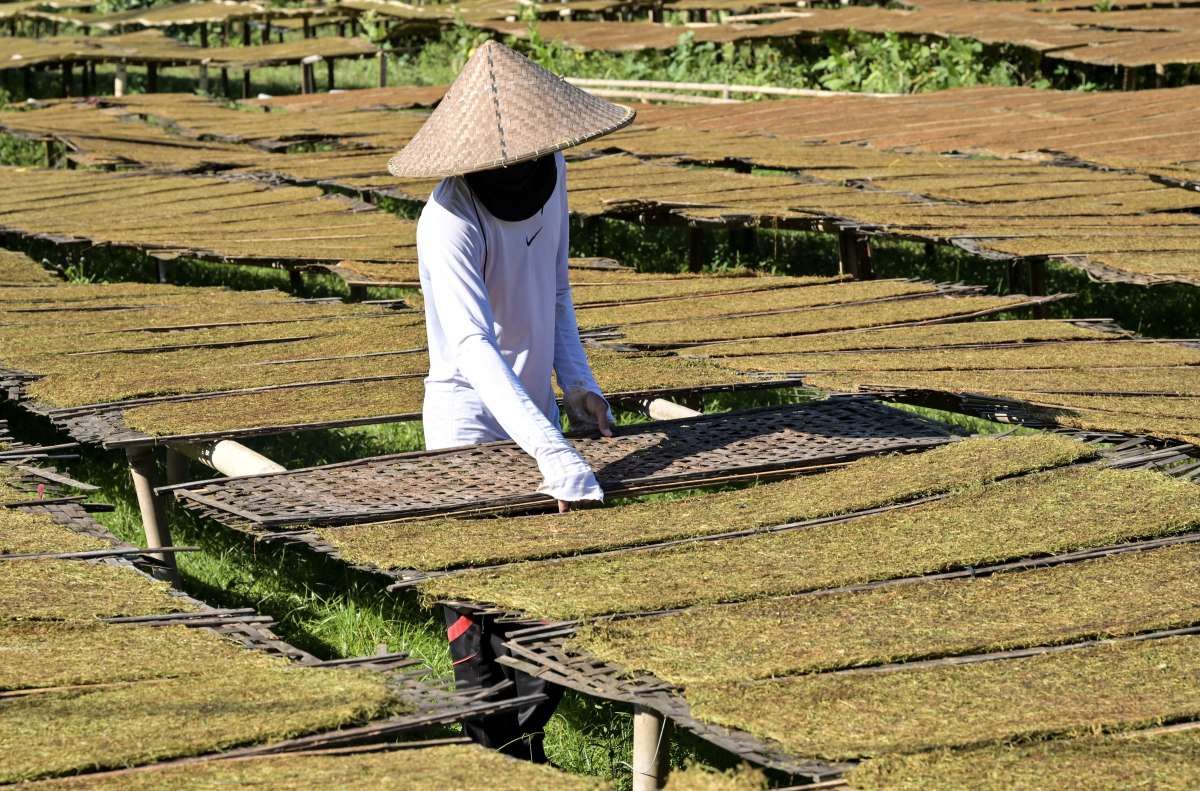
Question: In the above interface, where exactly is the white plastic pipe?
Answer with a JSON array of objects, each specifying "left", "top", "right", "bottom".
[
  {"left": 643, "top": 398, "right": 703, "bottom": 421},
  {"left": 171, "top": 440, "right": 286, "bottom": 477}
]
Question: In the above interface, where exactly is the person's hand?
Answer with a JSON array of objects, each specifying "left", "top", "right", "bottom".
[{"left": 583, "top": 391, "right": 613, "bottom": 437}]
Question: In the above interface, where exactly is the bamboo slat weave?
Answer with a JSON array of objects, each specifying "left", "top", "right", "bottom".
[{"left": 167, "top": 397, "right": 954, "bottom": 527}]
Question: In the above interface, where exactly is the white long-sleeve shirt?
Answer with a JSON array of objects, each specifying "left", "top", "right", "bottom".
[{"left": 417, "top": 152, "right": 606, "bottom": 502}]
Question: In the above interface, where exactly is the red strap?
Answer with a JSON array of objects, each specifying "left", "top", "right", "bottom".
[
  {"left": 446, "top": 614, "right": 474, "bottom": 643},
  {"left": 452, "top": 653, "right": 478, "bottom": 666}
]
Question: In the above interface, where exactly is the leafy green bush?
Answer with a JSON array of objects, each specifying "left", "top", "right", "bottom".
[
  {"left": 812, "top": 31, "right": 1020, "bottom": 93},
  {"left": 390, "top": 24, "right": 1039, "bottom": 94}
]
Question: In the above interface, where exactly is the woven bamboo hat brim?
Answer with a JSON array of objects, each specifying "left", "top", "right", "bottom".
[{"left": 387, "top": 40, "right": 635, "bottom": 179}]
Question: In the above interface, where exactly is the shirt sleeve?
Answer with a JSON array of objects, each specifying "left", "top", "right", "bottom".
[{"left": 418, "top": 202, "right": 604, "bottom": 503}]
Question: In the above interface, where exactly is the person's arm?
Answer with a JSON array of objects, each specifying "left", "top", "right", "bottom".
[
  {"left": 419, "top": 210, "right": 603, "bottom": 503},
  {"left": 552, "top": 160, "right": 613, "bottom": 438}
]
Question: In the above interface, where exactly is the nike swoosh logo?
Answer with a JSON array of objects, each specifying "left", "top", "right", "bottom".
[{"left": 525, "top": 227, "right": 543, "bottom": 247}]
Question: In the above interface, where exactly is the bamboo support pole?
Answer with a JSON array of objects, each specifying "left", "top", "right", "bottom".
[
  {"left": 1121, "top": 65, "right": 1136, "bottom": 91},
  {"left": 1030, "top": 258, "right": 1048, "bottom": 319},
  {"left": 326, "top": 58, "right": 335, "bottom": 90},
  {"left": 378, "top": 49, "right": 388, "bottom": 87},
  {"left": 125, "top": 446, "right": 179, "bottom": 583},
  {"left": 241, "top": 26, "right": 252, "bottom": 93},
  {"left": 198, "top": 61, "right": 209, "bottom": 94},
  {"left": 687, "top": 226, "right": 703, "bottom": 273},
  {"left": 61, "top": 61, "right": 72, "bottom": 98},
  {"left": 146, "top": 62, "right": 157, "bottom": 93},
  {"left": 301, "top": 55, "right": 321, "bottom": 94},
  {"left": 632, "top": 705, "right": 671, "bottom": 791},
  {"left": 113, "top": 62, "right": 127, "bottom": 97},
  {"left": 838, "top": 228, "right": 873, "bottom": 280},
  {"left": 165, "top": 446, "right": 189, "bottom": 486},
  {"left": 261, "top": 16, "right": 270, "bottom": 44},
  {"left": 565, "top": 76, "right": 899, "bottom": 99},
  {"left": 220, "top": 21, "right": 229, "bottom": 96}
]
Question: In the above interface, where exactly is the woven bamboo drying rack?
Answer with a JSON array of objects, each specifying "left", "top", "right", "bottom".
[
  {"left": 29, "top": 376, "right": 802, "bottom": 449},
  {"left": 163, "top": 397, "right": 957, "bottom": 528},
  {"left": 0, "top": 440, "right": 544, "bottom": 750},
  {"left": 5, "top": 91, "right": 1199, "bottom": 287},
  {"left": 486, "top": 435, "right": 1200, "bottom": 779}
]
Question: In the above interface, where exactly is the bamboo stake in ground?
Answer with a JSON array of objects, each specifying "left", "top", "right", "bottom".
[
  {"left": 632, "top": 705, "right": 672, "bottom": 791},
  {"left": 124, "top": 446, "right": 178, "bottom": 584}
]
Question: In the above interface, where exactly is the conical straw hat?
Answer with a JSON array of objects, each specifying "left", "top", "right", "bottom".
[{"left": 387, "top": 40, "right": 635, "bottom": 179}]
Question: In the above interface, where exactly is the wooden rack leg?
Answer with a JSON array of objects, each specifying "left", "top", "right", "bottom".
[
  {"left": 632, "top": 705, "right": 671, "bottom": 791},
  {"left": 1030, "top": 258, "right": 1048, "bottom": 319},
  {"left": 838, "top": 228, "right": 873, "bottom": 280},
  {"left": 165, "top": 446, "right": 189, "bottom": 486},
  {"left": 126, "top": 446, "right": 179, "bottom": 583},
  {"left": 378, "top": 49, "right": 388, "bottom": 87},
  {"left": 220, "top": 21, "right": 230, "bottom": 97},
  {"left": 687, "top": 226, "right": 703, "bottom": 273},
  {"left": 114, "top": 63, "right": 127, "bottom": 97}
]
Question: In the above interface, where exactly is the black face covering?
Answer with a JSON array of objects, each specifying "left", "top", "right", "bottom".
[{"left": 464, "top": 155, "right": 557, "bottom": 222}]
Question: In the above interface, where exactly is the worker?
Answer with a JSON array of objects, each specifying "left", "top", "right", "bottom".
[{"left": 386, "top": 40, "right": 635, "bottom": 763}]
